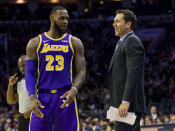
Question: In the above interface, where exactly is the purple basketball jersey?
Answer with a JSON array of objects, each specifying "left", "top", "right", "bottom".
[
  {"left": 36, "top": 32, "right": 74, "bottom": 90},
  {"left": 29, "top": 33, "right": 79, "bottom": 131}
]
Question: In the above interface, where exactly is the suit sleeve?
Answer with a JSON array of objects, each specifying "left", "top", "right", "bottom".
[{"left": 123, "top": 37, "right": 145, "bottom": 103}]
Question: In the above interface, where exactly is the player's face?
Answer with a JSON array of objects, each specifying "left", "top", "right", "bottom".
[
  {"left": 52, "top": 10, "right": 69, "bottom": 34},
  {"left": 18, "top": 58, "right": 25, "bottom": 76},
  {"left": 113, "top": 13, "right": 129, "bottom": 37}
]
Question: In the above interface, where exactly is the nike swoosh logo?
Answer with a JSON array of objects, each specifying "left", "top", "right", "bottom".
[
  {"left": 62, "top": 40, "right": 68, "bottom": 42},
  {"left": 43, "top": 40, "right": 50, "bottom": 43}
]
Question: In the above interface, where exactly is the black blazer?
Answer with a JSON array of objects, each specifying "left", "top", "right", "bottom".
[{"left": 108, "top": 32, "right": 146, "bottom": 113}]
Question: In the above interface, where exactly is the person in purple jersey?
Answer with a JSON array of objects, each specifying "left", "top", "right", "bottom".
[{"left": 25, "top": 6, "right": 86, "bottom": 131}]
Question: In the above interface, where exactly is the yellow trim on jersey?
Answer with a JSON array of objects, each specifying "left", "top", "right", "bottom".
[
  {"left": 35, "top": 89, "right": 39, "bottom": 97},
  {"left": 70, "top": 56, "right": 74, "bottom": 83},
  {"left": 69, "top": 35, "right": 74, "bottom": 84},
  {"left": 29, "top": 35, "right": 42, "bottom": 131},
  {"left": 35, "top": 35, "right": 42, "bottom": 91},
  {"left": 44, "top": 32, "right": 67, "bottom": 41},
  {"left": 69, "top": 35, "right": 79, "bottom": 130},
  {"left": 69, "top": 35, "right": 74, "bottom": 54},
  {"left": 28, "top": 112, "right": 33, "bottom": 131},
  {"left": 74, "top": 98, "right": 80, "bottom": 131}
]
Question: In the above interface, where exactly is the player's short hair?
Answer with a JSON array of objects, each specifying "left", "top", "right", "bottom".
[
  {"left": 116, "top": 9, "right": 137, "bottom": 30},
  {"left": 50, "top": 6, "right": 67, "bottom": 15}
]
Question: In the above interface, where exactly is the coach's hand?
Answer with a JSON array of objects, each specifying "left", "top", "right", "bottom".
[
  {"left": 30, "top": 95, "right": 44, "bottom": 118},
  {"left": 60, "top": 88, "right": 77, "bottom": 108},
  {"left": 118, "top": 103, "right": 130, "bottom": 118}
]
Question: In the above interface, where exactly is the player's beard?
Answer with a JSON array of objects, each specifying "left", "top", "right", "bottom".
[{"left": 53, "top": 21, "right": 66, "bottom": 34}]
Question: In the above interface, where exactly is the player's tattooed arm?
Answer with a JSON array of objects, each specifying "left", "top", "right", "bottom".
[
  {"left": 60, "top": 36, "right": 86, "bottom": 108},
  {"left": 26, "top": 36, "right": 40, "bottom": 60},
  {"left": 71, "top": 36, "right": 86, "bottom": 90},
  {"left": 26, "top": 36, "right": 44, "bottom": 118}
]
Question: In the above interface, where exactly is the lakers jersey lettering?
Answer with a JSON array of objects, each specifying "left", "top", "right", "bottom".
[
  {"left": 40, "top": 44, "right": 69, "bottom": 53},
  {"left": 36, "top": 32, "right": 74, "bottom": 90}
]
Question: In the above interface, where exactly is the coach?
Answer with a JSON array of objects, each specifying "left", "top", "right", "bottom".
[{"left": 108, "top": 9, "right": 146, "bottom": 131}]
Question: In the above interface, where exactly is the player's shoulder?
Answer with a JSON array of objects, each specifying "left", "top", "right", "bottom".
[
  {"left": 27, "top": 35, "right": 41, "bottom": 50},
  {"left": 70, "top": 35, "right": 84, "bottom": 51},
  {"left": 70, "top": 35, "right": 81, "bottom": 43},
  {"left": 71, "top": 36, "right": 83, "bottom": 46},
  {"left": 29, "top": 35, "right": 40, "bottom": 44}
]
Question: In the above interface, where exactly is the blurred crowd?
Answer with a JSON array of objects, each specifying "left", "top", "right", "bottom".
[
  {"left": 0, "top": 0, "right": 173, "bottom": 20},
  {"left": 1, "top": 105, "right": 175, "bottom": 130},
  {"left": 0, "top": 105, "right": 18, "bottom": 131},
  {"left": 141, "top": 105, "right": 175, "bottom": 126},
  {"left": 0, "top": 2, "right": 175, "bottom": 130}
]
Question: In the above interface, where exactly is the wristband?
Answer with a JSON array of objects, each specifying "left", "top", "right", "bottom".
[{"left": 25, "top": 60, "right": 37, "bottom": 96}]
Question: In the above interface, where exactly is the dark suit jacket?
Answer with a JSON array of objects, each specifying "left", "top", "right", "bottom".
[{"left": 108, "top": 32, "right": 146, "bottom": 113}]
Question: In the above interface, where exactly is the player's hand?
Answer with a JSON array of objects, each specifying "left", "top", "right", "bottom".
[
  {"left": 9, "top": 73, "right": 18, "bottom": 87},
  {"left": 24, "top": 107, "right": 32, "bottom": 119},
  {"left": 118, "top": 103, "right": 130, "bottom": 118},
  {"left": 60, "top": 88, "right": 77, "bottom": 108},
  {"left": 30, "top": 95, "right": 44, "bottom": 118}
]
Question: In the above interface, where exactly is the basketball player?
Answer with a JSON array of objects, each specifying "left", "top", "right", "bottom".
[
  {"left": 7, "top": 55, "right": 31, "bottom": 131},
  {"left": 25, "top": 6, "right": 86, "bottom": 131}
]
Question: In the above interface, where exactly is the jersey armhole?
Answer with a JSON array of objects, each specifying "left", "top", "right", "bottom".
[
  {"left": 36, "top": 35, "right": 42, "bottom": 54},
  {"left": 69, "top": 35, "right": 74, "bottom": 54}
]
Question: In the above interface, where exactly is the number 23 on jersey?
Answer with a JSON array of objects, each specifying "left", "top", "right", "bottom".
[{"left": 45, "top": 55, "right": 64, "bottom": 71}]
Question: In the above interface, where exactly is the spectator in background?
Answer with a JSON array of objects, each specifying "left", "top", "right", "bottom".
[
  {"left": 163, "top": 115, "right": 170, "bottom": 123},
  {"left": 157, "top": 117, "right": 163, "bottom": 124},
  {"left": 140, "top": 117, "right": 145, "bottom": 126},
  {"left": 6, "top": 55, "right": 31, "bottom": 131},
  {"left": 145, "top": 116, "right": 152, "bottom": 125},
  {"left": 92, "top": 118, "right": 101, "bottom": 131},
  {"left": 150, "top": 106, "right": 158, "bottom": 120},
  {"left": 169, "top": 114, "right": 175, "bottom": 123}
]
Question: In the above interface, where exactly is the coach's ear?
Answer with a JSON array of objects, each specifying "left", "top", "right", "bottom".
[{"left": 126, "top": 21, "right": 132, "bottom": 30}]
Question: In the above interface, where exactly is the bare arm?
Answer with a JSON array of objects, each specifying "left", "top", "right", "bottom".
[
  {"left": 7, "top": 74, "right": 18, "bottom": 105},
  {"left": 71, "top": 36, "right": 86, "bottom": 90},
  {"left": 25, "top": 36, "right": 44, "bottom": 118},
  {"left": 60, "top": 36, "right": 86, "bottom": 108},
  {"left": 26, "top": 36, "right": 40, "bottom": 60},
  {"left": 26, "top": 36, "right": 39, "bottom": 97}
]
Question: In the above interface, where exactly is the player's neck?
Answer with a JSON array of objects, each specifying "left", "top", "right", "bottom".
[{"left": 47, "top": 29, "right": 65, "bottom": 39}]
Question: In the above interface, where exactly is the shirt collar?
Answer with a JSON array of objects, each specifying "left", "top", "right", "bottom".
[{"left": 119, "top": 31, "right": 133, "bottom": 42}]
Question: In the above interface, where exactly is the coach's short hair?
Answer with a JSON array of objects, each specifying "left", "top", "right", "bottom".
[
  {"left": 116, "top": 9, "right": 137, "bottom": 30},
  {"left": 50, "top": 6, "right": 67, "bottom": 15}
]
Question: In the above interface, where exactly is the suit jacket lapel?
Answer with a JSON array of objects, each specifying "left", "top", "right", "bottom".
[
  {"left": 108, "top": 43, "right": 121, "bottom": 72},
  {"left": 108, "top": 32, "right": 134, "bottom": 73},
  {"left": 108, "top": 52, "right": 115, "bottom": 72}
]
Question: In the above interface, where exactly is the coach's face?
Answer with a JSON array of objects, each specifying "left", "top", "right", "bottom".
[
  {"left": 51, "top": 10, "right": 69, "bottom": 34},
  {"left": 113, "top": 13, "right": 130, "bottom": 38}
]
